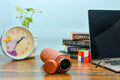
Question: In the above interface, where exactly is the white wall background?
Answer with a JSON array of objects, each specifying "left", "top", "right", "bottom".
[{"left": 0, "top": 0, "right": 120, "bottom": 55}]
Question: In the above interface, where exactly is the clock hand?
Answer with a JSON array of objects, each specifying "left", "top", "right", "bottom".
[
  {"left": 17, "top": 36, "right": 25, "bottom": 44},
  {"left": 13, "top": 36, "right": 25, "bottom": 51}
]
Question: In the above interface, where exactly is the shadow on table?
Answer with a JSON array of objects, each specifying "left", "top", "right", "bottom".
[{"left": 44, "top": 73, "right": 72, "bottom": 80}]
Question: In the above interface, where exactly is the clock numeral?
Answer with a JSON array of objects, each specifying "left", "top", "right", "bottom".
[
  {"left": 16, "top": 29, "right": 20, "bottom": 33},
  {"left": 27, "top": 41, "right": 30, "bottom": 45},
  {"left": 26, "top": 47, "right": 28, "bottom": 50},
  {"left": 23, "top": 31, "right": 24, "bottom": 34},
  {"left": 7, "top": 35, "right": 10, "bottom": 38},
  {"left": 22, "top": 51, "right": 24, "bottom": 54},
  {"left": 26, "top": 35, "right": 28, "bottom": 39},
  {"left": 11, "top": 31, "right": 14, "bottom": 34},
  {"left": 7, "top": 46, "right": 10, "bottom": 49},
  {"left": 17, "top": 52, "right": 18, "bottom": 55}
]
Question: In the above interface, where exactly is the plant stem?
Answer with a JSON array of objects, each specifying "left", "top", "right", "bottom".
[
  {"left": 20, "top": 13, "right": 24, "bottom": 22},
  {"left": 26, "top": 12, "right": 34, "bottom": 29},
  {"left": 30, "top": 12, "right": 35, "bottom": 18},
  {"left": 26, "top": 22, "right": 30, "bottom": 29},
  {"left": 24, "top": 11, "right": 29, "bottom": 20},
  {"left": 19, "top": 18, "right": 22, "bottom": 24}
]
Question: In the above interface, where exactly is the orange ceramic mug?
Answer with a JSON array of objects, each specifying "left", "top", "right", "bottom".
[{"left": 40, "top": 48, "right": 72, "bottom": 74}]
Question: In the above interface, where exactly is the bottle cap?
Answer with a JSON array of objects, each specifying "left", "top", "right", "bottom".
[{"left": 44, "top": 60, "right": 58, "bottom": 74}]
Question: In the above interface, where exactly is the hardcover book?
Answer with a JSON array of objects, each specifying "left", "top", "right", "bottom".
[
  {"left": 63, "top": 39, "right": 90, "bottom": 46},
  {"left": 64, "top": 45, "right": 89, "bottom": 53},
  {"left": 70, "top": 32, "right": 89, "bottom": 40},
  {"left": 59, "top": 50, "right": 78, "bottom": 59}
]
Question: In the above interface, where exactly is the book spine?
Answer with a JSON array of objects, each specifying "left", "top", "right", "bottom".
[
  {"left": 70, "top": 32, "right": 89, "bottom": 40},
  {"left": 64, "top": 45, "right": 74, "bottom": 52},
  {"left": 69, "top": 47, "right": 89, "bottom": 53},
  {"left": 65, "top": 46, "right": 89, "bottom": 53},
  {"left": 63, "top": 40, "right": 90, "bottom": 46}
]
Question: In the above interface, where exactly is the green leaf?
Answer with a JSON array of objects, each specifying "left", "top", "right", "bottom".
[
  {"left": 16, "top": 7, "right": 26, "bottom": 14},
  {"left": 16, "top": 16, "right": 20, "bottom": 18},
  {"left": 31, "top": 9, "right": 42, "bottom": 13},
  {"left": 16, "top": 16, "right": 23, "bottom": 18},
  {"left": 25, "top": 8, "right": 42, "bottom": 13},
  {"left": 25, "top": 8, "right": 34, "bottom": 12},
  {"left": 22, "top": 20, "right": 29, "bottom": 27},
  {"left": 22, "top": 17, "right": 33, "bottom": 27},
  {"left": 26, "top": 17, "right": 33, "bottom": 22},
  {"left": 20, "top": 16, "right": 23, "bottom": 18}
]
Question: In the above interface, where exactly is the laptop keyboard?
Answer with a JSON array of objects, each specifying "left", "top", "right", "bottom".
[{"left": 105, "top": 60, "right": 120, "bottom": 65}]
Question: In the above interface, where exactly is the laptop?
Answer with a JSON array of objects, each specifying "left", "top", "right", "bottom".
[{"left": 88, "top": 10, "right": 120, "bottom": 72}]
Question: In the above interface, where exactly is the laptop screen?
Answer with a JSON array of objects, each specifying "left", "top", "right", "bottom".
[{"left": 88, "top": 10, "right": 120, "bottom": 59}]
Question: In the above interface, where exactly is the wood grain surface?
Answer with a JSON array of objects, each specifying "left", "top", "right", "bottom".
[{"left": 0, "top": 55, "right": 120, "bottom": 80}]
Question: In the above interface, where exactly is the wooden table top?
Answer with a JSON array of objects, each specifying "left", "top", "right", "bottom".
[{"left": 0, "top": 55, "right": 120, "bottom": 80}]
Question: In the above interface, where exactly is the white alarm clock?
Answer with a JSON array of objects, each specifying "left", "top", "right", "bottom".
[{"left": 0, "top": 25, "right": 35, "bottom": 60}]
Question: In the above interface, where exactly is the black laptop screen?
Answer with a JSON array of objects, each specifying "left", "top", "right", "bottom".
[{"left": 88, "top": 10, "right": 120, "bottom": 59}]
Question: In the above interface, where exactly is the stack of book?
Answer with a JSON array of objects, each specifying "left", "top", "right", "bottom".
[{"left": 61, "top": 32, "right": 90, "bottom": 59}]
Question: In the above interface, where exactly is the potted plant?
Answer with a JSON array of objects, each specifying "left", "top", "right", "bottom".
[
  {"left": 16, "top": 6, "right": 42, "bottom": 29},
  {"left": 16, "top": 7, "right": 42, "bottom": 58}
]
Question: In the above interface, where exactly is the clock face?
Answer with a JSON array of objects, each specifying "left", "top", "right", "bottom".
[{"left": 2, "top": 26, "right": 34, "bottom": 59}]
